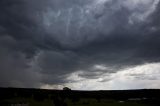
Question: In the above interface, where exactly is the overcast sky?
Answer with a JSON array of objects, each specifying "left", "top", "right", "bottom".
[{"left": 0, "top": 0, "right": 160, "bottom": 90}]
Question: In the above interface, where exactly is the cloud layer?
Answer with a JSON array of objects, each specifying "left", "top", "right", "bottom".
[
  {"left": 0, "top": 0, "right": 160, "bottom": 90},
  {"left": 41, "top": 62, "right": 160, "bottom": 90}
]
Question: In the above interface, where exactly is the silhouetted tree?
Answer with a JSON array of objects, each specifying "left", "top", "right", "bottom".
[{"left": 63, "top": 87, "right": 71, "bottom": 91}]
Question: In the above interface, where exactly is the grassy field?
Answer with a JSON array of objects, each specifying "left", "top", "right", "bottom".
[
  {"left": 65, "top": 98, "right": 149, "bottom": 106},
  {"left": 0, "top": 88, "right": 160, "bottom": 106},
  {"left": 1, "top": 97, "right": 150, "bottom": 106}
]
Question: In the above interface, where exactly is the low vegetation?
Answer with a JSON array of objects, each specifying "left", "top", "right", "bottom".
[{"left": 0, "top": 88, "right": 160, "bottom": 106}]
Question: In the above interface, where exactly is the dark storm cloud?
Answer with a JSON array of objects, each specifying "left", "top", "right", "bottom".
[
  {"left": 0, "top": 0, "right": 160, "bottom": 87},
  {"left": 0, "top": 41, "right": 41, "bottom": 87}
]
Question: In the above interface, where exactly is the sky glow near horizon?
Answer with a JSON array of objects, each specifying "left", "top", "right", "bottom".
[
  {"left": 41, "top": 62, "right": 160, "bottom": 90},
  {"left": 0, "top": 0, "right": 160, "bottom": 90}
]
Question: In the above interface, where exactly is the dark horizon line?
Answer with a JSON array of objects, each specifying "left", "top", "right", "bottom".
[{"left": 0, "top": 87, "right": 160, "bottom": 91}]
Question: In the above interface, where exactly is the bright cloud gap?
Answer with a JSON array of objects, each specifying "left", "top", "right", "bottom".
[{"left": 41, "top": 63, "right": 160, "bottom": 90}]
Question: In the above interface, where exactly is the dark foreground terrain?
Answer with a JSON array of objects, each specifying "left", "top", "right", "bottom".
[{"left": 0, "top": 88, "right": 160, "bottom": 106}]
